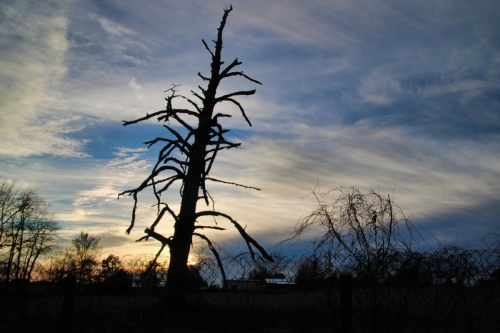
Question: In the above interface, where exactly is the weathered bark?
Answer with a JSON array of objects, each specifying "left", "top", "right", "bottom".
[{"left": 120, "top": 6, "right": 273, "bottom": 311}]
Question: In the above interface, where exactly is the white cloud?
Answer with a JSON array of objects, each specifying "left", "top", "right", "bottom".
[
  {"left": 211, "top": 122, "right": 500, "bottom": 233},
  {"left": 358, "top": 71, "right": 403, "bottom": 105},
  {"left": 98, "top": 17, "right": 135, "bottom": 37},
  {"left": 0, "top": 116, "right": 89, "bottom": 158},
  {"left": 73, "top": 147, "right": 151, "bottom": 206},
  {"left": 0, "top": 1, "right": 82, "bottom": 157},
  {"left": 1, "top": 0, "right": 498, "bottom": 253},
  {"left": 128, "top": 77, "right": 144, "bottom": 100},
  {"left": 418, "top": 79, "right": 498, "bottom": 105}
]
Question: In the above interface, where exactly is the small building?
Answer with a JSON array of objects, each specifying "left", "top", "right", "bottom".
[
  {"left": 265, "top": 277, "right": 296, "bottom": 290},
  {"left": 226, "top": 280, "right": 261, "bottom": 290}
]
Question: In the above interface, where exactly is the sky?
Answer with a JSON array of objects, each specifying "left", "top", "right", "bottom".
[{"left": 1, "top": 0, "right": 499, "bottom": 257}]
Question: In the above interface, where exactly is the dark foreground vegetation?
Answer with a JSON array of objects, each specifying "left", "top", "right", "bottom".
[
  {"left": 1, "top": 244, "right": 500, "bottom": 333},
  {"left": 2, "top": 183, "right": 500, "bottom": 332}
]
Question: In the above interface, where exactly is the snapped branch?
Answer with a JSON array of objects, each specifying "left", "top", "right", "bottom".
[
  {"left": 194, "top": 225, "right": 226, "bottom": 231},
  {"left": 195, "top": 211, "right": 273, "bottom": 262},
  {"left": 202, "top": 39, "right": 215, "bottom": 59},
  {"left": 206, "top": 177, "right": 261, "bottom": 191},
  {"left": 144, "top": 228, "right": 172, "bottom": 246},
  {"left": 122, "top": 110, "right": 168, "bottom": 126},
  {"left": 223, "top": 71, "right": 262, "bottom": 85}
]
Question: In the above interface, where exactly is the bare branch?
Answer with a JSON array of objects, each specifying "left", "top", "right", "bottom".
[
  {"left": 144, "top": 228, "right": 172, "bottom": 246},
  {"left": 195, "top": 211, "right": 273, "bottom": 262},
  {"left": 216, "top": 89, "right": 257, "bottom": 101},
  {"left": 161, "top": 157, "right": 188, "bottom": 167},
  {"left": 213, "top": 5, "right": 233, "bottom": 65},
  {"left": 161, "top": 111, "right": 196, "bottom": 132},
  {"left": 135, "top": 235, "right": 149, "bottom": 242},
  {"left": 144, "top": 138, "right": 190, "bottom": 156},
  {"left": 223, "top": 71, "right": 262, "bottom": 85},
  {"left": 163, "top": 126, "right": 192, "bottom": 150},
  {"left": 151, "top": 204, "right": 178, "bottom": 231},
  {"left": 202, "top": 39, "right": 215, "bottom": 58},
  {"left": 191, "top": 90, "right": 205, "bottom": 102},
  {"left": 122, "top": 110, "right": 168, "bottom": 126},
  {"left": 194, "top": 225, "right": 226, "bottom": 231},
  {"left": 178, "top": 95, "right": 202, "bottom": 113},
  {"left": 216, "top": 92, "right": 256, "bottom": 127},
  {"left": 124, "top": 192, "right": 138, "bottom": 234},
  {"left": 163, "top": 108, "right": 199, "bottom": 119},
  {"left": 206, "top": 177, "right": 261, "bottom": 191},
  {"left": 157, "top": 175, "right": 183, "bottom": 195},
  {"left": 193, "top": 232, "right": 227, "bottom": 288},
  {"left": 198, "top": 72, "right": 210, "bottom": 81},
  {"left": 219, "top": 58, "right": 242, "bottom": 78},
  {"left": 213, "top": 113, "right": 232, "bottom": 121}
]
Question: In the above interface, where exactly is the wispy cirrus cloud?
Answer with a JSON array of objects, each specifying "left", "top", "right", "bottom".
[
  {"left": 97, "top": 16, "right": 135, "bottom": 37},
  {"left": 0, "top": 116, "right": 90, "bottom": 158},
  {"left": 1, "top": 0, "right": 500, "bottom": 254},
  {"left": 0, "top": 0, "right": 93, "bottom": 159}
]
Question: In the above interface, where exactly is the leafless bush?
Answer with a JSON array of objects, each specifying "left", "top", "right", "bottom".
[{"left": 288, "top": 186, "right": 425, "bottom": 284}]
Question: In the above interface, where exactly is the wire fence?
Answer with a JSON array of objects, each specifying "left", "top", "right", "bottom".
[{"left": 1, "top": 246, "right": 499, "bottom": 333}]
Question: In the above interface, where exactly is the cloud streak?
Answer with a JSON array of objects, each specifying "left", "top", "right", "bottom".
[
  {"left": 0, "top": 0, "right": 74, "bottom": 155},
  {"left": 1, "top": 0, "right": 499, "bottom": 254}
]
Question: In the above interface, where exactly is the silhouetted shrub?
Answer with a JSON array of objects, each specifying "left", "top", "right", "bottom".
[
  {"left": 186, "top": 265, "right": 207, "bottom": 290},
  {"left": 101, "top": 269, "right": 133, "bottom": 295},
  {"left": 295, "top": 256, "right": 335, "bottom": 289},
  {"left": 386, "top": 251, "right": 433, "bottom": 288}
]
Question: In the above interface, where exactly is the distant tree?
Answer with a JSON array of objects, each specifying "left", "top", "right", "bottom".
[
  {"left": 248, "top": 253, "right": 288, "bottom": 284},
  {"left": 139, "top": 259, "right": 167, "bottom": 289},
  {"left": 102, "top": 269, "right": 133, "bottom": 295},
  {"left": 294, "top": 254, "right": 335, "bottom": 289},
  {"left": 101, "top": 254, "right": 123, "bottom": 280},
  {"left": 386, "top": 250, "right": 433, "bottom": 288},
  {"left": 122, "top": 253, "right": 168, "bottom": 288},
  {"left": 426, "top": 245, "right": 482, "bottom": 287},
  {"left": 119, "top": 5, "right": 272, "bottom": 308},
  {"left": 100, "top": 254, "right": 132, "bottom": 294},
  {"left": 0, "top": 180, "right": 60, "bottom": 292},
  {"left": 63, "top": 232, "right": 102, "bottom": 284},
  {"left": 185, "top": 264, "right": 208, "bottom": 290}
]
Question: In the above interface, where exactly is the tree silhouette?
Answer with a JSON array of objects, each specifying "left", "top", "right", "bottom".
[
  {"left": 289, "top": 186, "right": 418, "bottom": 283},
  {"left": 101, "top": 254, "right": 123, "bottom": 280},
  {"left": 120, "top": 6, "right": 272, "bottom": 308},
  {"left": 0, "top": 180, "right": 60, "bottom": 292},
  {"left": 63, "top": 232, "right": 101, "bottom": 284}
]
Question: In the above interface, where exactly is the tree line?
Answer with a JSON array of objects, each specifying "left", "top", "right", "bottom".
[
  {"left": 0, "top": 181, "right": 199, "bottom": 294},
  {"left": 2, "top": 180, "right": 499, "bottom": 296},
  {"left": 0, "top": 181, "right": 59, "bottom": 292}
]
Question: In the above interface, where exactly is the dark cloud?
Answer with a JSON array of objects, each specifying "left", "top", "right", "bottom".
[
  {"left": 417, "top": 199, "right": 500, "bottom": 248},
  {"left": 2, "top": 0, "right": 499, "bottom": 253},
  {"left": 98, "top": 233, "right": 130, "bottom": 248}
]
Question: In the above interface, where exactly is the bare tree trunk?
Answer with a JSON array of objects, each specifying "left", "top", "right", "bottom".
[
  {"left": 120, "top": 5, "right": 273, "bottom": 311},
  {"left": 164, "top": 96, "right": 214, "bottom": 309}
]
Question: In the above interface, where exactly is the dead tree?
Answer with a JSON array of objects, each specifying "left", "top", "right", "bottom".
[
  {"left": 119, "top": 6, "right": 272, "bottom": 308},
  {"left": 289, "top": 186, "right": 421, "bottom": 281},
  {"left": 288, "top": 186, "right": 426, "bottom": 329}
]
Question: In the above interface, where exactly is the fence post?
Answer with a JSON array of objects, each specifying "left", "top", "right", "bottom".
[
  {"left": 61, "top": 274, "right": 76, "bottom": 333},
  {"left": 340, "top": 274, "right": 352, "bottom": 333}
]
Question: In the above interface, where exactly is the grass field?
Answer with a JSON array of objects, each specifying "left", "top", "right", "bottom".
[{"left": 1, "top": 284, "right": 499, "bottom": 332}]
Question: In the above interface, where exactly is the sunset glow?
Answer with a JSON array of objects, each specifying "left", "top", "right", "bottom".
[{"left": 1, "top": 0, "right": 499, "bottom": 258}]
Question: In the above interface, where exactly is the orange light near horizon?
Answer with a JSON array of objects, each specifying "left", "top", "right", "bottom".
[{"left": 187, "top": 255, "right": 198, "bottom": 266}]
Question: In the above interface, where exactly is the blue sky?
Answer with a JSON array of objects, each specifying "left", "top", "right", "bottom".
[{"left": 1, "top": 0, "right": 499, "bottom": 256}]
